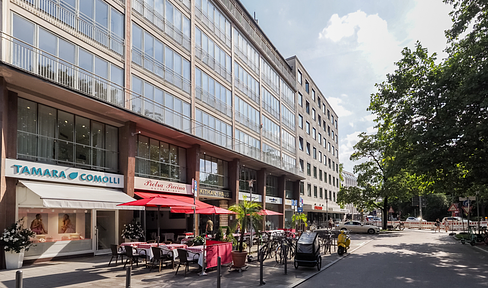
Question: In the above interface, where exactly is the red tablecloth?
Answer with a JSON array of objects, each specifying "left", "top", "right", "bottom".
[
  {"left": 120, "top": 242, "right": 146, "bottom": 247},
  {"left": 205, "top": 241, "right": 232, "bottom": 268}
]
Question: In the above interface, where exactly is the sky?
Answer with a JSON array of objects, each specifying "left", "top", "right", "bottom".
[{"left": 239, "top": 0, "right": 454, "bottom": 174}]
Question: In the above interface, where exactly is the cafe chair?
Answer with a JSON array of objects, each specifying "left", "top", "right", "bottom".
[
  {"left": 123, "top": 245, "right": 146, "bottom": 269},
  {"left": 148, "top": 247, "right": 171, "bottom": 272},
  {"left": 108, "top": 244, "right": 125, "bottom": 266},
  {"left": 175, "top": 249, "right": 199, "bottom": 277}
]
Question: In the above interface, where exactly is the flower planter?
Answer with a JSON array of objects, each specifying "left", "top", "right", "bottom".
[
  {"left": 5, "top": 249, "right": 25, "bottom": 269},
  {"left": 231, "top": 251, "right": 248, "bottom": 268}
]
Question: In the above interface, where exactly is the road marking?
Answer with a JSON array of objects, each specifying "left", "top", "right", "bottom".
[{"left": 290, "top": 239, "right": 373, "bottom": 288}]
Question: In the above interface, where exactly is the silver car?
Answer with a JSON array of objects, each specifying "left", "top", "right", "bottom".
[{"left": 337, "top": 221, "right": 380, "bottom": 234}]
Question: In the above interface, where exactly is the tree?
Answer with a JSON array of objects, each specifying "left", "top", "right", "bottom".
[{"left": 228, "top": 199, "right": 262, "bottom": 252}]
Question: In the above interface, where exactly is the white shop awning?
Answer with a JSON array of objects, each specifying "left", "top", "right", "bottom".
[{"left": 17, "top": 180, "right": 144, "bottom": 210}]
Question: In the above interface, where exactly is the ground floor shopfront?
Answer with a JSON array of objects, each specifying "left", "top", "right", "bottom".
[{"left": 5, "top": 159, "right": 142, "bottom": 261}]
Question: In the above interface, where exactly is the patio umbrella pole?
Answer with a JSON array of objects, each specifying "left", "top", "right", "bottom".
[{"left": 157, "top": 205, "right": 161, "bottom": 245}]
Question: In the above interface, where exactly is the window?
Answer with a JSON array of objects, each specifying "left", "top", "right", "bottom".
[
  {"left": 299, "top": 159, "right": 304, "bottom": 172},
  {"left": 336, "top": 163, "right": 339, "bottom": 172},
  {"left": 333, "top": 177, "right": 336, "bottom": 187},
  {"left": 319, "top": 169, "right": 323, "bottom": 181},
  {"left": 307, "top": 184, "right": 312, "bottom": 197},
  {"left": 306, "top": 142, "right": 311, "bottom": 155},
  {"left": 312, "top": 89, "right": 315, "bottom": 101},
  {"left": 306, "top": 122, "right": 310, "bottom": 134},
  {"left": 307, "top": 163, "right": 311, "bottom": 176},
  {"left": 333, "top": 161, "right": 335, "bottom": 171},
  {"left": 329, "top": 190, "right": 332, "bottom": 200},
  {"left": 314, "top": 186, "right": 317, "bottom": 198},
  {"left": 332, "top": 146, "right": 335, "bottom": 156},
  {"left": 300, "top": 182, "right": 304, "bottom": 195},
  {"left": 328, "top": 142, "right": 331, "bottom": 152},
  {"left": 313, "top": 147, "right": 317, "bottom": 159},
  {"left": 298, "top": 92, "right": 303, "bottom": 106},
  {"left": 318, "top": 133, "right": 322, "bottom": 144},
  {"left": 333, "top": 192, "right": 336, "bottom": 202},
  {"left": 336, "top": 120, "right": 338, "bottom": 129},
  {"left": 328, "top": 126, "right": 331, "bottom": 136},
  {"left": 329, "top": 174, "right": 332, "bottom": 184},
  {"left": 305, "top": 80, "right": 309, "bottom": 93},
  {"left": 200, "top": 155, "right": 229, "bottom": 189},
  {"left": 313, "top": 166, "right": 317, "bottom": 178},
  {"left": 306, "top": 101, "right": 310, "bottom": 114},
  {"left": 324, "top": 172, "right": 328, "bottom": 183},
  {"left": 312, "top": 108, "right": 316, "bottom": 120},
  {"left": 317, "top": 97, "right": 321, "bottom": 106},
  {"left": 323, "top": 154, "right": 327, "bottom": 164},
  {"left": 299, "top": 137, "right": 303, "bottom": 151},
  {"left": 332, "top": 115, "right": 335, "bottom": 124},
  {"left": 266, "top": 175, "right": 279, "bottom": 197},
  {"left": 319, "top": 151, "right": 322, "bottom": 163},
  {"left": 328, "top": 158, "right": 331, "bottom": 168},
  {"left": 298, "top": 70, "right": 302, "bottom": 84},
  {"left": 318, "top": 115, "right": 321, "bottom": 126},
  {"left": 298, "top": 114, "right": 303, "bottom": 129},
  {"left": 320, "top": 188, "right": 323, "bottom": 199},
  {"left": 17, "top": 98, "right": 118, "bottom": 172},
  {"left": 327, "top": 109, "right": 330, "bottom": 120},
  {"left": 312, "top": 128, "right": 316, "bottom": 140},
  {"left": 323, "top": 103, "right": 326, "bottom": 114}
]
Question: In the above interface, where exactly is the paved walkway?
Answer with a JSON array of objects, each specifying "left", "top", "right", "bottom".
[{"left": 0, "top": 237, "right": 369, "bottom": 288}]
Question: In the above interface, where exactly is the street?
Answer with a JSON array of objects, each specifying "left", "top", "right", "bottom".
[{"left": 298, "top": 229, "right": 488, "bottom": 287}]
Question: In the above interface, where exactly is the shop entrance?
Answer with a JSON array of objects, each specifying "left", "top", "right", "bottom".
[{"left": 96, "top": 210, "right": 116, "bottom": 253}]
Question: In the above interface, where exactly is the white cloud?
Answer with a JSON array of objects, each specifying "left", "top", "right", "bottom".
[
  {"left": 339, "top": 131, "right": 362, "bottom": 172},
  {"left": 318, "top": 10, "right": 401, "bottom": 77},
  {"left": 327, "top": 97, "right": 352, "bottom": 117},
  {"left": 362, "top": 114, "right": 376, "bottom": 123}
]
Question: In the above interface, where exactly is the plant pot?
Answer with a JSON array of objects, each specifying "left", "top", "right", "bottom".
[
  {"left": 231, "top": 251, "right": 248, "bottom": 268},
  {"left": 5, "top": 249, "right": 25, "bottom": 269}
]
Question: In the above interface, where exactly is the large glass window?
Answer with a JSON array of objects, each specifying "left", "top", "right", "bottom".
[
  {"left": 135, "top": 135, "right": 186, "bottom": 182},
  {"left": 132, "top": 22, "right": 191, "bottom": 93},
  {"left": 235, "top": 129, "right": 260, "bottom": 160},
  {"left": 17, "top": 98, "right": 118, "bottom": 171},
  {"left": 195, "top": 109, "right": 232, "bottom": 149},
  {"left": 233, "top": 28, "right": 259, "bottom": 73},
  {"left": 195, "top": 0, "right": 232, "bottom": 47},
  {"left": 200, "top": 155, "right": 228, "bottom": 189},
  {"left": 195, "top": 68, "right": 232, "bottom": 117},
  {"left": 239, "top": 166, "right": 257, "bottom": 193},
  {"left": 262, "top": 89, "right": 280, "bottom": 120},
  {"left": 195, "top": 27, "right": 231, "bottom": 81},
  {"left": 235, "top": 97, "right": 260, "bottom": 133},
  {"left": 266, "top": 175, "right": 279, "bottom": 197},
  {"left": 234, "top": 62, "right": 260, "bottom": 105}
]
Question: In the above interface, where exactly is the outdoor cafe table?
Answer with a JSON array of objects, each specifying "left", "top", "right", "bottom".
[{"left": 187, "top": 245, "right": 204, "bottom": 267}]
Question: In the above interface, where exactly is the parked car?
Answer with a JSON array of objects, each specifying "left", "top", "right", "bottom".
[
  {"left": 405, "top": 217, "right": 427, "bottom": 222},
  {"left": 365, "top": 216, "right": 381, "bottom": 222},
  {"left": 337, "top": 221, "right": 380, "bottom": 234},
  {"left": 442, "top": 216, "right": 466, "bottom": 222}
]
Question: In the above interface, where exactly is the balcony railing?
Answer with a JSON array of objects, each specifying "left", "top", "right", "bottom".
[
  {"left": 132, "top": 0, "right": 191, "bottom": 51},
  {"left": 234, "top": 78, "right": 259, "bottom": 105},
  {"left": 132, "top": 47, "right": 191, "bottom": 94},
  {"left": 195, "top": 46, "right": 232, "bottom": 82},
  {"left": 15, "top": 0, "right": 124, "bottom": 56},
  {"left": 4, "top": 33, "right": 125, "bottom": 107},
  {"left": 196, "top": 87, "right": 232, "bottom": 118},
  {"left": 195, "top": 6, "right": 231, "bottom": 48},
  {"left": 233, "top": 45, "right": 259, "bottom": 75},
  {"left": 235, "top": 111, "right": 260, "bottom": 134}
]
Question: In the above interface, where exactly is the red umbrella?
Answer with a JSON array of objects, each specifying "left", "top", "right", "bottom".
[
  {"left": 118, "top": 196, "right": 194, "bottom": 244},
  {"left": 181, "top": 206, "right": 236, "bottom": 215},
  {"left": 257, "top": 209, "right": 283, "bottom": 216}
]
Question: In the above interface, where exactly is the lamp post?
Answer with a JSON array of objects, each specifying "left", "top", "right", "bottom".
[{"left": 326, "top": 198, "right": 329, "bottom": 230}]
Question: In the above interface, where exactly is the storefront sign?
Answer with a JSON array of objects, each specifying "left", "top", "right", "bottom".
[
  {"left": 314, "top": 206, "right": 323, "bottom": 210},
  {"left": 239, "top": 192, "right": 262, "bottom": 202},
  {"left": 5, "top": 159, "right": 123, "bottom": 188},
  {"left": 199, "top": 188, "right": 231, "bottom": 199},
  {"left": 285, "top": 199, "right": 292, "bottom": 206},
  {"left": 134, "top": 177, "right": 191, "bottom": 195},
  {"left": 265, "top": 196, "right": 283, "bottom": 204}
]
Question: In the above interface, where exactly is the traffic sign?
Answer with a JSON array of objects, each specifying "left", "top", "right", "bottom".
[
  {"left": 297, "top": 207, "right": 303, "bottom": 213},
  {"left": 463, "top": 206, "right": 472, "bottom": 214},
  {"left": 448, "top": 204, "right": 457, "bottom": 212},
  {"left": 389, "top": 207, "right": 394, "bottom": 213},
  {"left": 299, "top": 197, "right": 303, "bottom": 207},
  {"left": 463, "top": 200, "right": 471, "bottom": 207}
]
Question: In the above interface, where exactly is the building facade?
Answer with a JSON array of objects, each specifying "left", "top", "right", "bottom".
[
  {"left": 342, "top": 170, "right": 360, "bottom": 220},
  {"left": 0, "top": 0, "right": 339, "bottom": 262}
]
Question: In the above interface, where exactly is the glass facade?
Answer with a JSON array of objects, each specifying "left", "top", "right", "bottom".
[
  {"left": 135, "top": 135, "right": 187, "bottom": 182},
  {"left": 17, "top": 98, "right": 118, "bottom": 172},
  {"left": 200, "top": 155, "right": 229, "bottom": 189}
]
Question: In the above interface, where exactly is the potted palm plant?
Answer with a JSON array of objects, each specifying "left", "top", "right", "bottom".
[{"left": 228, "top": 198, "right": 262, "bottom": 268}]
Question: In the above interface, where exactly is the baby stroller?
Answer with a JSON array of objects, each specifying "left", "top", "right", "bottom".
[{"left": 294, "top": 231, "right": 322, "bottom": 271}]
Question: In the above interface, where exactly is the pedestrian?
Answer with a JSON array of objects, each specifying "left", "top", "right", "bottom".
[
  {"left": 435, "top": 218, "right": 441, "bottom": 232},
  {"left": 443, "top": 218, "right": 449, "bottom": 233}
]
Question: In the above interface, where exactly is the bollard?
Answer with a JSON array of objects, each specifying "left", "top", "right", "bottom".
[
  {"left": 15, "top": 270, "right": 23, "bottom": 288},
  {"left": 284, "top": 243, "right": 287, "bottom": 275},
  {"left": 259, "top": 250, "right": 265, "bottom": 285},
  {"left": 217, "top": 256, "right": 221, "bottom": 288},
  {"left": 125, "top": 266, "right": 131, "bottom": 288}
]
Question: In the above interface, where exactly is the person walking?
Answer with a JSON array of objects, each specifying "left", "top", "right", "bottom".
[{"left": 435, "top": 218, "right": 441, "bottom": 232}]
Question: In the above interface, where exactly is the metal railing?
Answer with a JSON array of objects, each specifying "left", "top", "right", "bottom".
[
  {"left": 15, "top": 0, "right": 124, "bottom": 55},
  {"left": 4, "top": 33, "right": 125, "bottom": 107},
  {"left": 196, "top": 87, "right": 232, "bottom": 117},
  {"left": 234, "top": 78, "right": 259, "bottom": 105},
  {"left": 195, "top": 6, "right": 231, "bottom": 48},
  {"left": 195, "top": 46, "right": 232, "bottom": 82},
  {"left": 235, "top": 111, "right": 260, "bottom": 133},
  {"left": 131, "top": 47, "right": 191, "bottom": 94},
  {"left": 132, "top": 0, "right": 191, "bottom": 51}
]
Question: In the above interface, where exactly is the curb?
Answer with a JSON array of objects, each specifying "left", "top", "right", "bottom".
[{"left": 289, "top": 239, "right": 373, "bottom": 288}]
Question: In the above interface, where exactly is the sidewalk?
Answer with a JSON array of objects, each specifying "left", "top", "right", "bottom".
[{"left": 0, "top": 238, "right": 369, "bottom": 288}]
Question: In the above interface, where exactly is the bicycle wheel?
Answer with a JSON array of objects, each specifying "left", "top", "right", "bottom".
[{"left": 275, "top": 245, "right": 283, "bottom": 264}]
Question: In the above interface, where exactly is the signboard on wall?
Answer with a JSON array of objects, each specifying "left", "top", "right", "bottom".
[
  {"left": 5, "top": 159, "right": 124, "bottom": 188},
  {"left": 239, "top": 192, "right": 262, "bottom": 202},
  {"left": 265, "top": 196, "right": 283, "bottom": 204},
  {"left": 134, "top": 177, "right": 191, "bottom": 195},
  {"left": 199, "top": 188, "right": 231, "bottom": 199}
]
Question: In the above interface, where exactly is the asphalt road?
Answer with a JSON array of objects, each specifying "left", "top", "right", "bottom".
[{"left": 297, "top": 229, "right": 488, "bottom": 288}]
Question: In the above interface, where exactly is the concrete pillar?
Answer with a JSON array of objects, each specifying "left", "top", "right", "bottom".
[
  {"left": 228, "top": 158, "right": 240, "bottom": 206},
  {"left": 278, "top": 175, "right": 286, "bottom": 229},
  {"left": 187, "top": 144, "right": 200, "bottom": 235}
]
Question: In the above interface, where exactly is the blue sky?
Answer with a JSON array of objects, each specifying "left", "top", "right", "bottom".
[{"left": 240, "top": 0, "right": 453, "bottom": 173}]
